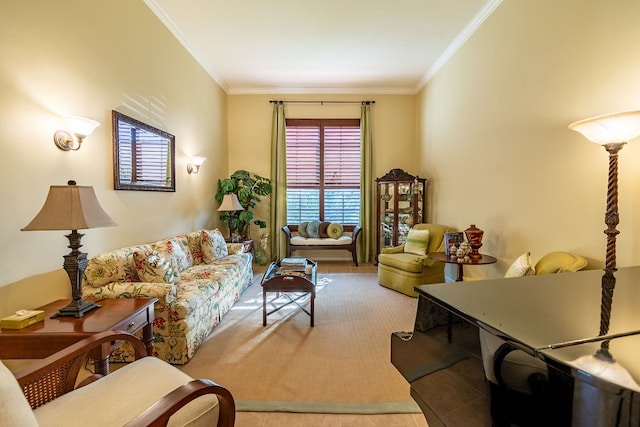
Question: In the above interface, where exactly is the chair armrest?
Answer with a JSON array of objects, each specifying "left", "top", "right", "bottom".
[
  {"left": 381, "top": 245, "right": 405, "bottom": 254},
  {"left": 83, "top": 282, "right": 177, "bottom": 303},
  {"left": 417, "top": 255, "right": 439, "bottom": 268},
  {"left": 125, "top": 378, "right": 236, "bottom": 427},
  {"left": 15, "top": 331, "right": 147, "bottom": 409}
]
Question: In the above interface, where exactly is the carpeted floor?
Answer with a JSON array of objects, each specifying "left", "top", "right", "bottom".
[{"left": 179, "top": 272, "right": 423, "bottom": 414}]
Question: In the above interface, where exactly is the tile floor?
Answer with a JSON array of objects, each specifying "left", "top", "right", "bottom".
[{"left": 241, "top": 261, "right": 429, "bottom": 427}]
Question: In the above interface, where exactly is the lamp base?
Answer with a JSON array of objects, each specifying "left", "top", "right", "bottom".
[{"left": 51, "top": 298, "right": 101, "bottom": 319}]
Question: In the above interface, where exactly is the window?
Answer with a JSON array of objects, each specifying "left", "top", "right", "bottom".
[
  {"left": 112, "top": 111, "right": 176, "bottom": 192},
  {"left": 285, "top": 119, "right": 361, "bottom": 224}
]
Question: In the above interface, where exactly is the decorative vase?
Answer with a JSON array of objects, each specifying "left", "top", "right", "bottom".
[{"left": 464, "top": 224, "right": 484, "bottom": 260}]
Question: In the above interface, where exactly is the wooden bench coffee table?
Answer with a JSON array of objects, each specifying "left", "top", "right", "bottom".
[{"left": 261, "top": 259, "right": 317, "bottom": 326}]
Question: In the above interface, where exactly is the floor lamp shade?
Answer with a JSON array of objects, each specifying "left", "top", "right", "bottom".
[{"left": 22, "top": 181, "right": 116, "bottom": 318}]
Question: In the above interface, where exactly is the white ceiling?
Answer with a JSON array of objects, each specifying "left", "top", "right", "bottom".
[{"left": 144, "top": 0, "right": 501, "bottom": 95}]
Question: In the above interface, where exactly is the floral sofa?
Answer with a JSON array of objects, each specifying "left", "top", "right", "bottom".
[{"left": 82, "top": 229, "right": 253, "bottom": 364}]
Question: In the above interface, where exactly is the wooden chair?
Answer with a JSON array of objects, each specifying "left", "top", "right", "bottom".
[{"left": 2, "top": 330, "right": 235, "bottom": 427}]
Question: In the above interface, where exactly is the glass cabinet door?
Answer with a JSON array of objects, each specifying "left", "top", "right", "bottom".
[{"left": 376, "top": 169, "right": 427, "bottom": 261}]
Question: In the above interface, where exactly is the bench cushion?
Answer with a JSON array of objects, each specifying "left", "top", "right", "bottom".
[{"left": 290, "top": 236, "right": 353, "bottom": 246}]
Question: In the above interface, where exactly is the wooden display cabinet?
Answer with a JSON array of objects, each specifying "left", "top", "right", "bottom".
[{"left": 375, "top": 168, "right": 427, "bottom": 259}]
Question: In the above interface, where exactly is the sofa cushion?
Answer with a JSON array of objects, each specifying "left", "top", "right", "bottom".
[
  {"left": 133, "top": 249, "right": 180, "bottom": 284},
  {"left": 505, "top": 252, "right": 535, "bottom": 278},
  {"left": 201, "top": 229, "right": 229, "bottom": 263},
  {"left": 298, "top": 222, "right": 310, "bottom": 238},
  {"left": 327, "top": 223, "right": 344, "bottom": 239},
  {"left": 306, "top": 221, "right": 321, "bottom": 238},
  {"left": 318, "top": 221, "right": 331, "bottom": 238},
  {"left": 404, "top": 229, "right": 430, "bottom": 256},
  {"left": 184, "top": 231, "right": 205, "bottom": 265},
  {"left": 0, "top": 360, "right": 39, "bottom": 427},
  {"left": 290, "top": 235, "right": 352, "bottom": 246}
]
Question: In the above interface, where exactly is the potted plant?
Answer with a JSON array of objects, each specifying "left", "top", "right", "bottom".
[{"left": 215, "top": 170, "right": 272, "bottom": 241}]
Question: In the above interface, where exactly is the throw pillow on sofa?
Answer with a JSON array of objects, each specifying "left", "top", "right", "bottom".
[
  {"left": 201, "top": 229, "right": 229, "bottom": 263},
  {"left": 505, "top": 252, "right": 535, "bottom": 277},
  {"left": 154, "top": 238, "right": 191, "bottom": 272},
  {"left": 133, "top": 249, "right": 180, "bottom": 284}
]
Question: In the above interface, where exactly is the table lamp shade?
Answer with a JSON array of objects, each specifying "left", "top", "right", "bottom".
[
  {"left": 568, "top": 110, "right": 640, "bottom": 145},
  {"left": 217, "top": 193, "right": 244, "bottom": 212},
  {"left": 22, "top": 181, "right": 116, "bottom": 231}
]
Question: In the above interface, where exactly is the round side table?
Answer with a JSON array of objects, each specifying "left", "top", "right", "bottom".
[{"left": 428, "top": 252, "right": 497, "bottom": 282}]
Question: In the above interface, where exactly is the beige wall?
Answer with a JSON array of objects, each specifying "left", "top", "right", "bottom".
[
  {"left": 227, "top": 94, "right": 417, "bottom": 260},
  {"left": 0, "top": 1, "right": 227, "bottom": 315},
  {"left": 417, "top": 0, "right": 640, "bottom": 279}
]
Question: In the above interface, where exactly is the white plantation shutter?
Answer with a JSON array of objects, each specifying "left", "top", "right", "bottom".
[{"left": 286, "top": 119, "right": 360, "bottom": 224}]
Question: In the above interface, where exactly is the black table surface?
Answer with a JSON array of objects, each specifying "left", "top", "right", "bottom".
[{"left": 415, "top": 266, "right": 640, "bottom": 389}]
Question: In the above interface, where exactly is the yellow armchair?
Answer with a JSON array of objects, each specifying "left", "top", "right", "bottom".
[{"left": 377, "top": 223, "right": 457, "bottom": 297}]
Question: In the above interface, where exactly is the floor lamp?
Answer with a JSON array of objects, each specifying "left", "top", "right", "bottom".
[
  {"left": 22, "top": 181, "right": 117, "bottom": 318},
  {"left": 569, "top": 110, "right": 640, "bottom": 364}
]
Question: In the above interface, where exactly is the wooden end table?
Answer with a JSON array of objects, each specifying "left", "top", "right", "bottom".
[
  {"left": 0, "top": 298, "right": 156, "bottom": 375},
  {"left": 261, "top": 259, "right": 317, "bottom": 326},
  {"left": 428, "top": 252, "right": 497, "bottom": 282}
]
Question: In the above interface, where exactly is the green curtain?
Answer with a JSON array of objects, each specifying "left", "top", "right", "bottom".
[
  {"left": 270, "top": 102, "right": 288, "bottom": 260},
  {"left": 359, "top": 102, "right": 373, "bottom": 264}
]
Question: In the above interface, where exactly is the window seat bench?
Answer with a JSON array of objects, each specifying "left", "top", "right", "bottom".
[{"left": 281, "top": 224, "right": 361, "bottom": 266}]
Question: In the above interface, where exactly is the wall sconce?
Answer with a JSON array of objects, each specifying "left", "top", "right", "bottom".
[
  {"left": 187, "top": 156, "right": 206, "bottom": 174},
  {"left": 53, "top": 115, "right": 100, "bottom": 151}
]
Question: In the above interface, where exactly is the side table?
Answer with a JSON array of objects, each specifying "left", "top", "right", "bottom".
[
  {"left": 428, "top": 252, "right": 497, "bottom": 282},
  {"left": 0, "top": 298, "right": 156, "bottom": 375}
]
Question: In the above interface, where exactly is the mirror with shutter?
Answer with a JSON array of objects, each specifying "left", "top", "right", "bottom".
[{"left": 112, "top": 111, "right": 175, "bottom": 192}]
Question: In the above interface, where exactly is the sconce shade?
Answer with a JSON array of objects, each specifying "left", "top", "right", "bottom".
[
  {"left": 217, "top": 193, "right": 244, "bottom": 212},
  {"left": 568, "top": 110, "right": 640, "bottom": 144},
  {"left": 64, "top": 115, "right": 100, "bottom": 139},
  {"left": 191, "top": 156, "right": 206, "bottom": 167},
  {"left": 22, "top": 181, "right": 116, "bottom": 231}
]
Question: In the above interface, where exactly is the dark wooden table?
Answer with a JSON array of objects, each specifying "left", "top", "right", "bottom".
[
  {"left": 261, "top": 259, "right": 317, "bottom": 326},
  {"left": 428, "top": 251, "right": 498, "bottom": 282},
  {"left": 0, "top": 298, "right": 156, "bottom": 375}
]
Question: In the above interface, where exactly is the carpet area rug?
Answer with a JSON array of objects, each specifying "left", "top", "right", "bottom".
[{"left": 179, "top": 273, "right": 424, "bottom": 414}]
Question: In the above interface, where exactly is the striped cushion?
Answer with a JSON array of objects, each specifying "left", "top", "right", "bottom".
[{"left": 403, "top": 229, "right": 430, "bottom": 256}]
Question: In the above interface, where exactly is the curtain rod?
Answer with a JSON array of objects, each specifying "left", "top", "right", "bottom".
[{"left": 269, "top": 100, "right": 375, "bottom": 105}]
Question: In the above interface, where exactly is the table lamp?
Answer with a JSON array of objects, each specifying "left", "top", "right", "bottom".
[
  {"left": 217, "top": 193, "right": 244, "bottom": 240},
  {"left": 22, "top": 181, "right": 117, "bottom": 318}
]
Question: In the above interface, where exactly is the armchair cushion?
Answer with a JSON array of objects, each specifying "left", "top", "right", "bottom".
[
  {"left": 0, "top": 361, "right": 38, "bottom": 427},
  {"left": 403, "top": 229, "right": 430, "bottom": 255},
  {"left": 32, "top": 357, "right": 220, "bottom": 426},
  {"left": 378, "top": 252, "right": 426, "bottom": 274}
]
